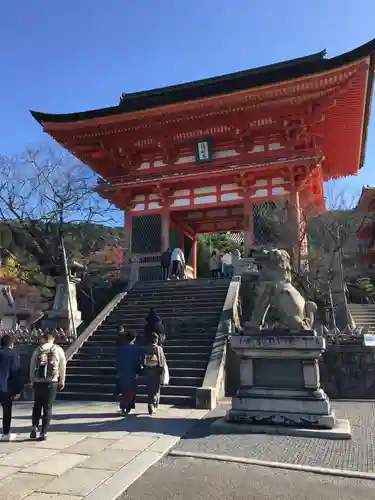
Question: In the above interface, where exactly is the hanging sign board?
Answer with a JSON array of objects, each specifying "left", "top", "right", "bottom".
[{"left": 195, "top": 138, "right": 213, "bottom": 164}]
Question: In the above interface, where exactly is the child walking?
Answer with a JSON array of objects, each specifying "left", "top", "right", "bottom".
[
  {"left": 116, "top": 332, "right": 143, "bottom": 414},
  {"left": 143, "top": 332, "right": 167, "bottom": 415}
]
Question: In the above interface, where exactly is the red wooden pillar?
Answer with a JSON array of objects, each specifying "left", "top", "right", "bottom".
[
  {"left": 192, "top": 234, "right": 197, "bottom": 278},
  {"left": 161, "top": 209, "right": 170, "bottom": 252},
  {"left": 288, "top": 187, "right": 308, "bottom": 269},
  {"left": 124, "top": 212, "right": 133, "bottom": 257},
  {"left": 243, "top": 198, "right": 254, "bottom": 257}
]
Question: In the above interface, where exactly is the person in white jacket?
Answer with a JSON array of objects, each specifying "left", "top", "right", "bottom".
[
  {"left": 29, "top": 332, "right": 66, "bottom": 441},
  {"left": 170, "top": 247, "right": 185, "bottom": 279}
]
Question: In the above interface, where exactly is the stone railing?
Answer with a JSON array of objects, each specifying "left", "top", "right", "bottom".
[
  {"left": 196, "top": 275, "right": 241, "bottom": 410},
  {"left": 64, "top": 282, "right": 135, "bottom": 362}
]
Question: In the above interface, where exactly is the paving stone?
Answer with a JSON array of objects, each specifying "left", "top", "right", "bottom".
[
  {"left": 0, "top": 447, "right": 58, "bottom": 467},
  {"left": 25, "top": 494, "right": 83, "bottom": 500},
  {"left": 78, "top": 449, "right": 139, "bottom": 470},
  {"left": 0, "top": 440, "right": 29, "bottom": 453},
  {"left": 110, "top": 435, "right": 159, "bottom": 451},
  {"left": 27, "top": 452, "right": 89, "bottom": 476},
  {"left": 131, "top": 432, "right": 163, "bottom": 438},
  {"left": 92, "top": 430, "right": 129, "bottom": 440},
  {"left": 0, "top": 471, "right": 53, "bottom": 499},
  {"left": 0, "top": 465, "right": 19, "bottom": 480},
  {"left": 147, "top": 435, "right": 180, "bottom": 453},
  {"left": 34, "top": 434, "right": 87, "bottom": 450},
  {"left": 84, "top": 452, "right": 163, "bottom": 500},
  {"left": 39, "top": 467, "right": 114, "bottom": 496},
  {"left": 64, "top": 438, "right": 115, "bottom": 455}
]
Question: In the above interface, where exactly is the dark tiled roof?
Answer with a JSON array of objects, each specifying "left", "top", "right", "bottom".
[{"left": 30, "top": 38, "right": 375, "bottom": 124}]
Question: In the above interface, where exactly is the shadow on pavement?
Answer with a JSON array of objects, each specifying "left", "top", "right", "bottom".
[{"left": 9, "top": 412, "right": 213, "bottom": 438}]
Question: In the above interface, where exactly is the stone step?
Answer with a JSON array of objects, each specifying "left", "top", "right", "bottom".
[
  {"left": 348, "top": 304, "right": 375, "bottom": 308},
  {"left": 88, "top": 337, "right": 214, "bottom": 346},
  {"left": 104, "top": 312, "right": 220, "bottom": 320},
  {"left": 65, "top": 377, "right": 202, "bottom": 396},
  {"left": 349, "top": 312, "right": 375, "bottom": 316},
  {"left": 79, "top": 348, "right": 211, "bottom": 357},
  {"left": 57, "top": 391, "right": 196, "bottom": 406},
  {"left": 83, "top": 342, "right": 213, "bottom": 353},
  {"left": 132, "top": 279, "right": 229, "bottom": 289},
  {"left": 58, "top": 277, "right": 228, "bottom": 408},
  {"left": 65, "top": 373, "right": 202, "bottom": 386},
  {"left": 121, "top": 291, "right": 227, "bottom": 300},
  {"left": 118, "top": 297, "right": 226, "bottom": 307},
  {"left": 350, "top": 318, "right": 375, "bottom": 323},
  {"left": 120, "top": 289, "right": 228, "bottom": 298},
  {"left": 66, "top": 365, "right": 206, "bottom": 377},
  {"left": 68, "top": 357, "right": 208, "bottom": 372},
  {"left": 96, "top": 325, "right": 218, "bottom": 334},
  {"left": 90, "top": 333, "right": 216, "bottom": 341},
  {"left": 63, "top": 381, "right": 198, "bottom": 397},
  {"left": 79, "top": 343, "right": 211, "bottom": 352},
  {"left": 73, "top": 351, "right": 209, "bottom": 363},
  {"left": 115, "top": 305, "right": 223, "bottom": 312}
]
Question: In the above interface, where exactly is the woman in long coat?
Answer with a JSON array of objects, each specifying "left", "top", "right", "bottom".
[{"left": 116, "top": 332, "right": 143, "bottom": 414}]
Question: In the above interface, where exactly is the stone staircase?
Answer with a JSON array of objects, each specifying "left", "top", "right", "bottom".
[
  {"left": 59, "top": 278, "right": 230, "bottom": 406},
  {"left": 348, "top": 303, "right": 375, "bottom": 335}
]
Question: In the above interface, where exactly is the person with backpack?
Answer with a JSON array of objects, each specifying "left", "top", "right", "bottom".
[
  {"left": 0, "top": 334, "right": 23, "bottom": 441},
  {"left": 29, "top": 332, "right": 66, "bottom": 441},
  {"left": 143, "top": 332, "right": 167, "bottom": 416}
]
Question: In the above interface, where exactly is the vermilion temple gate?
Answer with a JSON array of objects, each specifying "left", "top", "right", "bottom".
[{"left": 31, "top": 40, "right": 375, "bottom": 279}]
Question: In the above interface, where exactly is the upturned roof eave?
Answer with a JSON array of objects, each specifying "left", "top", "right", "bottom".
[{"left": 30, "top": 39, "right": 375, "bottom": 125}]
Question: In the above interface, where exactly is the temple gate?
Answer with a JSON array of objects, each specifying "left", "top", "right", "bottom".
[{"left": 31, "top": 40, "right": 375, "bottom": 279}]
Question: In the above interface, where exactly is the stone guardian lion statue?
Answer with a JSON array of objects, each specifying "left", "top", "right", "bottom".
[{"left": 249, "top": 248, "right": 317, "bottom": 331}]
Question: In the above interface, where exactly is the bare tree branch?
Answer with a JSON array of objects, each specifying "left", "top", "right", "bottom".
[{"left": 0, "top": 145, "right": 117, "bottom": 297}]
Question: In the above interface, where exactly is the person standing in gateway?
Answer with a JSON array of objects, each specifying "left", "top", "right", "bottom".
[
  {"left": 29, "top": 332, "right": 66, "bottom": 441},
  {"left": 170, "top": 246, "right": 185, "bottom": 279}
]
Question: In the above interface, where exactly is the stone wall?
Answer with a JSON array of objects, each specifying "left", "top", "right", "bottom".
[
  {"left": 225, "top": 340, "right": 375, "bottom": 399},
  {"left": 320, "top": 342, "right": 375, "bottom": 399}
]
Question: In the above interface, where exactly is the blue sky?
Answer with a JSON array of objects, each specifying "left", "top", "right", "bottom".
[{"left": 1, "top": 0, "right": 375, "bottom": 205}]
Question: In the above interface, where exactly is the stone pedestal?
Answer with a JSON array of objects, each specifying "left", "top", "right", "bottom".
[
  {"left": 222, "top": 329, "right": 351, "bottom": 438},
  {"left": 43, "top": 277, "right": 82, "bottom": 335}
]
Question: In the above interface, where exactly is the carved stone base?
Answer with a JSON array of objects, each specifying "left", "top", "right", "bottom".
[
  {"left": 226, "top": 330, "right": 351, "bottom": 437},
  {"left": 227, "top": 408, "right": 335, "bottom": 429},
  {"left": 42, "top": 312, "right": 82, "bottom": 335}
]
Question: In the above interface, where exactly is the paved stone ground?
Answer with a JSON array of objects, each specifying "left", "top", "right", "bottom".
[
  {"left": 121, "top": 456, "right": 375, "bottom": 500},
  {"left": 174, "top": 400, "right": 375, "bottom": 473},
  {"left": 0, "top": 401, "right": 207, "bottom": 499}
]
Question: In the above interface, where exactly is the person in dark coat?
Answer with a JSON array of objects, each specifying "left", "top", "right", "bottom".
[
  {"left": 0, "top": 334, "right": 23, "bottom": 441},
  {"left": 116, "top": 325, "right": 126, "bottom": 346},
  {"left": 160, "top": 248, "right": 172, "bottom": 280},
  {"left": 144, "top": 308, "right": 165, "bottom": 345},
  {"left": 116, "top": 332, "right": 143, "bottom": 414}
]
